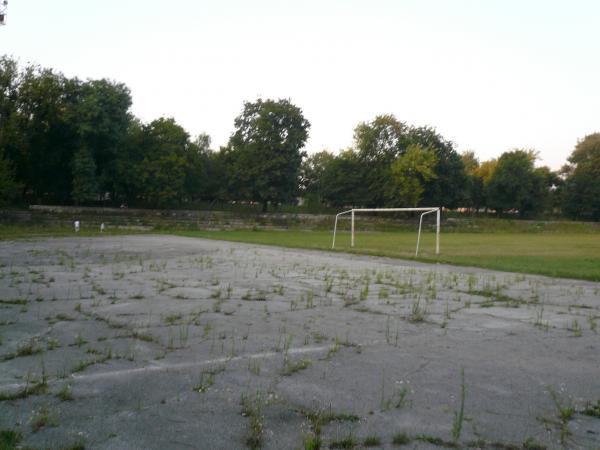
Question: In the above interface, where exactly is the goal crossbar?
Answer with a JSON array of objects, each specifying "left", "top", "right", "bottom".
[{"left": 331, "top": 207, "right": 441, "bottom": 256}]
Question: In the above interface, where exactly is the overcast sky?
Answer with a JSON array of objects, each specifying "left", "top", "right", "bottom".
[{"left": 2, "top": 0, "right": 599, "bottom": 169}]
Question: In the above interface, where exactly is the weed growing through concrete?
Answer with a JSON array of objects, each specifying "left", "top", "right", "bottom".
[
  {"left": 31, "top": 405, "right": 58, "bottom": 432},
  {"left": 0, "top": 429, "right": 23, "bottom": 448},
  {"left": 1, "top": 338, "right": 44, "bottom": 361},
  {"left": 522, "top": 437, "right": 548, "bottom": 450},
  {"left": 534, "top": 306, "right": 549, "bottom": 331},
  {"left": 282, "top": 358, "right": 312, "bottom": 376},
  {"left": 566, "top": 319, "right": 582, "bottom": 337},
  {"left": 56, "top": 384, "right": 74, "bottom": 401},
  {"left": 303, "top": 433, "right": 322, "bottom": 450},
  {"left": 547, "top": 388, "right": 575, "bottom": 445},
  {"left": 300, "top": 405, "right": 359, "bottom": 450},
  {"left": 164, "top": 313, "right": 182, "bottom": 325},
  {"left": 71, "top": 347, "right": 112, "bottom": 373},
  {"left": 391, "top": 432, "right": 411, "bottom": 445},
  {"left": 582, "top": 400, "right": 600, "bottom": 418},
  {"left": 248, "top": 359, "right": 261, "bottom": 376},
  {"left": 272, "top": 284, "right": 284, "bottom": 295},
  {"left": 362, "top": 435, "right": 381, "bottom": 447},
  {"left": 193, "top": 372, "right": 214, "bottom": 393},
  {"left": 587, "top": 315, "right": 597, "bottom": 333},
  {"left": 329, "top": 432, "right": 357, "bottom": 449},
  {"left": 241, "top": 392, "right": 264, "bottom": 450},
  {"left": 325, "top": 336, "right": 340, "bottom": 359},
  {"left": 242, "top": 289, "right": 267, "bottom": 302},
  {"left": 324, "top": 276, "right": 334, "bottom": 294},
  {"left": 359, "top": 282, "right": 369, "bottom": 301},
  {"left": 408, "top": 298, "right": 427, "bottom": 323},
  {"left": 0, "top": 366, "right": 48, "bottom": 401},
  {"left": 451, "top": 368, "right": 466, "bottom": 443},
  {"left": 378, "top": 287, "right": 389, "bottom": 300},
  {"left": 72, "top": 333, "right": 88, "bottom": 347}
]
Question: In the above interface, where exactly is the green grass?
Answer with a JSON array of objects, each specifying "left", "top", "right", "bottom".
[
  {"left": 0, "top": 429, "right": 23, "bottom": 450},
  {"left": 0, "top": 224, "right": 146, "bottom": 240},
  {"left": 3, "top": 221, "right": 599, "bottom": 280},
  {"left": 172, "top": 229, "right": 600, "bottom": 281}
]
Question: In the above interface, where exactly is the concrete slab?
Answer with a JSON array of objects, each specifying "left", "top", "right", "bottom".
[{"left": 0, "top": 235, "right": 599, "bottom": 449}]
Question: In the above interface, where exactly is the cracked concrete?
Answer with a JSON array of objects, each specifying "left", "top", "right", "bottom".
[{"left": 0, "top": 235, "right": 599, "bottom": 449}]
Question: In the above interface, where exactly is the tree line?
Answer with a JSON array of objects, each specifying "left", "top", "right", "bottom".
[{"left": 1, "top": 56, "right": 599, "bottom": 220}]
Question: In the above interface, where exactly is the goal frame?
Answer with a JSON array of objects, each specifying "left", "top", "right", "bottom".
[{"left": 331, "top": 207, "right": 441, "bottom": 256}]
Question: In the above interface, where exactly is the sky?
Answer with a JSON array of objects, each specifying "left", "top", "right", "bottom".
[{"left": 2, "top": 0, "right": 599, "bottom": 169}]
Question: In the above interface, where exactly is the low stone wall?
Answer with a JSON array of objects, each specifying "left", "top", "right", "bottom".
[
  {"left": 0, "top": 205, "right": 336, "bottom": 231},
  {"left": 0, "top": 205, "right": 444, "bottom": 232}
]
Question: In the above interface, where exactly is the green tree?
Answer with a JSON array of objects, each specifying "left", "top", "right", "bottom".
[
  {"left": 408, "top": 125, "right": 467, "bottom": 208},
  {"left": 74, "top": 79, "right": 132, "bottom": 198},
  {"left": 226, "top": 98, "right": 310, "bottom": 211},
  {"left": 461, "top": 151, "right": 484, "bottom": 210},
  {"left": 71, "top": 147, "right": 98, "bottom": 205},
  {"left": 15, "top": 66, "right": 82, "bottom": 203},
  {"left": 486, "top": 150, "right": 550, "bottom": 216},
  {"left": 320, "top": 149, "right": 367, "bottom": 207},
  {"left": 354, "top": 115, "right": 410, "bottom": 206},
  {"left": 183, "top": 133, "right": 212, "bottom": 202},
  {"left": 300, "top": 150, "right": 335, "bottom": 206},
  {"left": 389, "top": 144, "right": 437, "bottom": 206},
  {"left": 0, "top": 57, "right": 134, "bottom": 205},
  {"left": 0, "top": 56, "right": 25, "bottom": 203},
  {"left": 0, "top": 148, "right": 22, "bottom": 206},
  {"left": 352, "top": 116, "right": 467, "bottom": 207},
  {"left": 137, "top": 118, "right": 190, "bottom": 207},
  {"left": 202, "top": 147, "right": 230, "bottom": 203},
  {"left": 562, "top": 133, "right": 600, "bottom": 220},
  {"left": 113, "top": 119, "right": 145, "bottom": 205}
]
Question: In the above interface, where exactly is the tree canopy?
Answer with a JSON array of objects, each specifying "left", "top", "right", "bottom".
[
  {"left": 224, "top": 98, "right": 310, "bottom": 211},
  {"left": 485, "top": 150, "right": 551, "bottom": 217},
  {"left": 1, "top": 55, "right": 598, "bottom": 221},
  {"left": 562, "top": 133, "right": 600, "bottom": 220}
]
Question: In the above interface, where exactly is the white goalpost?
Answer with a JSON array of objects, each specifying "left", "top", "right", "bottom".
[{"left": 331, "top": 207, "right": 441, "bottom": 256}]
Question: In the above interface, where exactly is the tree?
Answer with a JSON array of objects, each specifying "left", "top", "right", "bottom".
[
  {"left": 202, "top": 147, "right": 230, "bottom": 203},
  {"left": 389, "top": 144, "right": 437, "bottom": 207},
  {"left": 113, "top": 119, "right": 145, "bottom": 205},
  {"left": 300, "top": 150, "right": 335, "bottom": 206},
  {"left": 226, "top": 99, "right": 310, "bottom": 211},
  {"left": 71, "top": 147, "right": 98, "bottom": 205},
  {"left": 460, "top": 151, "right": 484, "bottom": 210},
  {"left": 0, "top": 58, "right": 133, "bottom": 205},
  {"left": 408, "top": 126, "right": 467, "bottom": 208},
  {"left": 0, "top": 148, "right": 22, "bottom": 206},
  {"left": 352, "top": 116, "right": 467, "bottom": 207},
  {"left": 136, "top": 118, "right": 190, "bottom": 207},
  {"left": 74, "top": 79, "right": 132, "bottom": 198},
  {"left": 353, "top": 115, "right": 409, "bottom": 206},
  {"left": 320, "top": 149, "right": 367, "bottom": 207},
  {"left": 486, "top": 150, "right": 550, "bottom": 216},
  {"left": 18, "top": 65, "right": 90, "bottom": 203},
  {"left": 183, "top": 133, "right": 212, "bottom": 202},
  {"left": 0, "top": 56, "right": 24, "bottom": 202},
  {"left": 562, "top": 133, "right": 600, "bottom": 220}
]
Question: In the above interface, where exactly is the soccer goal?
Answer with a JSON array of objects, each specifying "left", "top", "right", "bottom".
[{"left": 331, "top": 207, "right": 441, "bottom": 256}]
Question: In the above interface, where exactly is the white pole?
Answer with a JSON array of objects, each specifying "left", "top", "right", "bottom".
[
  {"left": 436, "top": 208, "right": 441, "bottom": 255},
  {"left": 332, "top": 215, "right": 338, "bottom": 249},
  {"left": 351, "top": 210, "right": 355, "bottom": 248},
  {"left": 416, "top": 213, "right": 424, "bottom": 256}
]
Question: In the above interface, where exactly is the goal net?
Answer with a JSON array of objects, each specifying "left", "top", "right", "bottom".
[{"left": 331, "top": 207, "right": 441, "bottom": 256}]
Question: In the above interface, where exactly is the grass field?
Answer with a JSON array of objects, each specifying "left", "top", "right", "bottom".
[
  {"left": 0, "top": 224, "right": 146, "bottom": 240},
  {"left": 174, "top": 229, "right": 600, "bottom": 281},
  {"left": 2, "top": 222, "right": 599, "bottom": 281}
]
